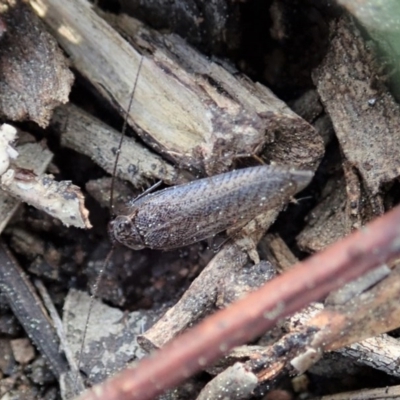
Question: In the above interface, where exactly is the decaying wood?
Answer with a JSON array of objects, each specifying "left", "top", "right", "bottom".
[
  {"left": 0, "top": 124, "right": 18, "bottom": 175},
  {"left": 0, "top": 123, "right": 91, "bottom": 229},
  {"left": 336, "top": 334, "right": 400, "bottom": 378},
  {"left": 297, "top": 15, "right": 400, "bottom": 252},
  {"left": 0, "top": 131, "right": 53, "bottom": 233},
  {"left": 251, "top": 264, "right": 400, "bottom": 380},
  {"left": 204, "top": 266, "right": 400, "bottom": 387},
  {"left": 1, "top": 169, "right": 91, "bottom": 229},
  {"left": 138, "top": 209, "right": 279, "bottom": 352},
  {"left": 110, "top": 12, "right": 325, "bottom": 172},
  {"left": 33, "top": 279, "right": 85, "bottom": 394},
  {"left": 309, "top": 264, "right": 400, "bottom": 352},
  {"left": 0, "top": 241, "right": 68, "bottom": 378},
  {"left": 54, "top": 104, "right": 187, "bottom": 188},
  {"left": 313, "top": 17, "right": 400, "bottom": 196},
  {"left": 63, "top": 290, "right": 154, "bottom": 387},
  {"left": 245, "top": 264, "right": 400, "bottom": 379},
  {"left": 76, "top": 205, "right": 400, "bottom": 400},
  {"left": 0, "top": 0, "right": 73, "bottom": 127},
  {"left": 30, "top": 0, "right": 323, "bottom": 175}
]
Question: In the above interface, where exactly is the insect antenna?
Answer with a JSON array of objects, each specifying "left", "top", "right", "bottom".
[
  {"left": 73, "top": 56, "right": 144, "bottom": 394},
  {"left": 110, "top": 56, "right": 144, "bottom": 214}
]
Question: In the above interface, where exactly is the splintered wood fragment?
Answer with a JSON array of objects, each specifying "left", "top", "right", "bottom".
[
  {"left": 138, "top": 209, "right": 279, "bottom": 352},
  {"left": 30, "top": 0, "right": 322, "bottom": 175},
  {"left": 196, "top": 363, "right": 257, "bottom": 400},
  {"left": 33, "top": 279, "right": 85, "bottom": 393},
  {"left": 252, "top": 266, "right": 400, "bottom": 379},
  {"left": 309, "top": 264, "right": 400, "bottom": 352},
  {"left": 110, "top": 13, "right": 325, "bottom": 172},
  {"left": 0, "top": 122, "right": 90, "bottom": 229},
  {"left": 336, "top": 334, "right": 400, "bottom": 378},
  {"left": 236, "top": 265, "right": 400, "bottom": 381},
  {"left": 1, "top": 169, "right": 91, "bottom": 229},
  {"left": 313, "top": 17, "right": 400, "bottom": 195},
  {"left": 0, "top": 1, "right": 73, "bottom": 127},
  {"left": 0, "top": 138, "right": 53, "bottom": 233},
  {"left": 54, "top": 104, "right": 186, "bottom": 187},
  {"left": 0, "top": 241, "right": 69, "bottom": 377}
]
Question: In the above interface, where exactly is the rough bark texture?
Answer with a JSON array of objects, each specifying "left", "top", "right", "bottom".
[{"left": 0, "top": 1, "right": 73, "bottom": 127}]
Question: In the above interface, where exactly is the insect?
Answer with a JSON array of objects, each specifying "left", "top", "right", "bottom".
[
  {"left": 109, "top": 165, "right": 313, "bottom": 251},
  {"left": 76, "top": 58, "right": 315, "bottom": 396}
]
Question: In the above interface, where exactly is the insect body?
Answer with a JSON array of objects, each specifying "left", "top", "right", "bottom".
[{"left": 109, "top": 165, "right": 313, "bottom": 250}]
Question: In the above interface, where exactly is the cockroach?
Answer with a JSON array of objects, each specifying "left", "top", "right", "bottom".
[{"left": 109, "top": 165, "right": 313, "bottom": 251}]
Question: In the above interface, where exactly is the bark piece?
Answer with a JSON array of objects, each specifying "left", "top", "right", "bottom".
[
  {"left": 313, "top": 17, "right": 400, "bottom": 194},
  {"left": 0, "top": 124, "right": 86, "bottom": 231},
  {"left": 0, "top": 138, "right": 53, "bottom": 233},
  {"left": 31, "top": 0, "right": 322, "bottom": 175},
  {"left": 253, "top": 266, "right": 400, "bottom": 380},
  {"left": 216, "top": 261, "right": 276, "bottom": 308},
  {"left": 54, "top": 104, "right": 186, "bottom": 187},
  {"left": 336, "top": 334, "right": 400, "bottom": 378},
  {"left": 0, "top": 241, "right": 69, "bottom": 377},
  {"left": 0, "top": 0, "right": 73, "bottom": 127},
  {"left": 240, "top": 276, "right": 400, "bottom": 384},
  {"left": 62, "top": 289, "right": 155, "bottom": 387},
  {"left": 309, "top": 265, "right": 400, "bottom": 352},
  {"left": 34, "top": 279, "right": 85, "bottom": 393},
  {"left": 1, "top": 169, "right": 91, "bottom": 229},
  {"left": 112, "top": 12, "right": 324, "bottom": 173}
]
